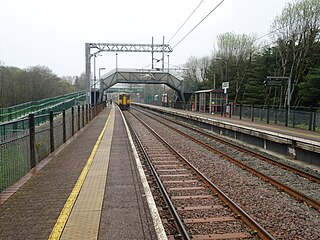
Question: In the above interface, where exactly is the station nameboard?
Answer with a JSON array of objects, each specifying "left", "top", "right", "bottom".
[
  {"left": 264, "top": 76, "right": 290, "bottom": 86},
  {"left": 263, "top": 79, "right": 283, "bottom": 86}
]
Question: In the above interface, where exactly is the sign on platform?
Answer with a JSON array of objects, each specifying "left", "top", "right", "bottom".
[
  {"left": 222, "top": 82, "right": 229, "bottom": 89},
  {"left": 264, "top": 79, "right": 283, "bottom": 86}
]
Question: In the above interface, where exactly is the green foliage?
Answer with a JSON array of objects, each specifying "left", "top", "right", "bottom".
[
  {"left": 0, "top": 65, "right": 80, "bottom": 107},
  {"left": 242, "top": 57, "right": 265, "bottom": 104},
  {"left": 270, "top": 0, "right": 320, "bottom": 106},
  {"left": 298, "top": 68, "right": 320, "bottom": 106},
  {"left": 181, "top": 0, "right": 320, "bottom": 107},
  {"left": 74, "top": 73, "right": 87, "bottom": 90}
]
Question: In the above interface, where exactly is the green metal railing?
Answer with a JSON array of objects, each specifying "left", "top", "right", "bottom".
[
  {"left": 0, "top": 91, "right": 86, "bottom": 123},
  {"left": 0, "top": 102, "right": 105, "bottom": 192}
]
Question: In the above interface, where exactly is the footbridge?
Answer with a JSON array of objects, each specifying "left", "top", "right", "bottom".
[
  {"left": 101, "top": 68, "right": 185, "bottom": 102},
  {"left": 85, "top": 42, "right": 187, "bottom": 106}
]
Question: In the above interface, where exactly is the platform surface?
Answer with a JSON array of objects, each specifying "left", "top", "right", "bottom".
[{"left": 0, "top": 105, "right": 158, "bottom": 240}]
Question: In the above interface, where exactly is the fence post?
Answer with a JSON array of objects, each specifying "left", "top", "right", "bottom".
[
  {"left": 309, "top": 106, "right": 313, "bottom": 131},
  {"left": 292, "top": 109, "right": 296, "bottom": 128},
  {"left": 29, "top": 114, "right": 36, "bottom": 168},
  {"left": 239, "top": 104, "right": 242, "bottom": 120},
  {"left": 260, "top": 106, "right": 263, "bottom": 121},
  {"left": 229, "top": 103, "right": 232, "bottom": 118},
  {"left": 82, "top": 105, "right": 85, "bottom": 127},
  {"left": 251, "top": 105, "right": 254, "bottom": 121},
  {"left": 285, "top": 105, "right": 289, "bottom": 127},
  {"left": 77, "top": 105, "right": 81, "bottom": 131},
  {"left": 267, "top": 105, "right": 270, "bottom": 124},
  {"left": 49, "top": 110, "right": 54, "bottom": 153},
  {"left": 220, "top": 103, "right": 223, "bottom": 116},
  {"left": 312, "top": 111, "right": 316, "bottom": 131},
  {"left": 86, "top": 104, "right": 88, "bottom": 124},
  {"left": 62, "top": 109, "right": 66, "bottom": 143},
  {"left": 71, "top": 107, "right": 75, "bottom": 136},
  {"left": 91, "top": 105, "right": 94, "bottom": 119},
  {"left": 8, "top": 108, "right": 12, "bottom": 122}
]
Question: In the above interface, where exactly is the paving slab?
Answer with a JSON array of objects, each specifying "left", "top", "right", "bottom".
[
  {"left": 0, "top": 107, "right": 111, "bottom": 240},
  {"left": 98, "top": 109, "right": 158, "bottom": 240}
]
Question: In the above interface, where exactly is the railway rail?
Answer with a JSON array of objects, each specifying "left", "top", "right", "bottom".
[
  {"left": 125, "top": 110, "right": 274, "bottom": 239},
  {"left": 126, "top": 107, "right": 320, "bottom": 239},
  {"left": 132, "top": 106, "right": 320, "bottom": 210}
]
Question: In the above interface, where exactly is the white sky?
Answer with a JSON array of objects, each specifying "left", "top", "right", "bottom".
[{"left": 0, "top": 0, "right": 290, "bottom": 77}]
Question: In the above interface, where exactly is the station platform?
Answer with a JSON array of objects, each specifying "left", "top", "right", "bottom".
[
  {"left": 0, "top": 105, "right": 164, "bottom": 240},
  {"left": 133, "top": 103, "right": 320, "bottom": 168},
  {"left": 135, "top": 103, "right": 320, "bottom": 143}
]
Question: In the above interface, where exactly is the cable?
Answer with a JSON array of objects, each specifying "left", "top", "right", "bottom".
[
  {"left": 255, "top": 11, "right": 317, "bottom": 43},
  {"left": 172, "top": 0, "right": 225, "bottom": 49},
  {"left": 140, "top": 0, "right": 224, "bottom": 69},
  {"left": 142, "top": 1, "right": 205, "bottom": 70},
  {"left": 168, "top": 0, "right": 205, "bottom": 44}
]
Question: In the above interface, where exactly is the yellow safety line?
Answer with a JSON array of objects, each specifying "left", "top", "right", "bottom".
[{"left": 48, "top": 112, "right": 111, "bottom": 240}]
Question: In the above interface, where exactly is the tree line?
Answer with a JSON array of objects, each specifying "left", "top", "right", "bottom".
[
  {"left": 0, "top": 65, "right": 87, "bottom": 108},
  {"left": 1, "top": 0, "right": 318, "bottom": 109},
  {"left": 183, "top": 0, "right": 320, "bottom": 107}
]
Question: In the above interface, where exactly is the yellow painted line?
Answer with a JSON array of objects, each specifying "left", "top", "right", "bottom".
[{"left": 48, "top": 112, "right": 111, "bottom": 240}]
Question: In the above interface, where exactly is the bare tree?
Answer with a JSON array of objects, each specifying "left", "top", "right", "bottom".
[
  {"left": 215, "top": 32, "right": 258, "bottom": 103},
  {"left": 271, "top": 0, "right": 320, "bottom": 106}
]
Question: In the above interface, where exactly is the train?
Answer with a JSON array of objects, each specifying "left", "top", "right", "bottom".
[{"left": 117, "top": 93, "right": 131, "bottom": 110}]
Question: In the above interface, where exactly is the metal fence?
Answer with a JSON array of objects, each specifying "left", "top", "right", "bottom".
[
  {"left": 0, "top": 103, "right": 105, "bottom": 192},
  {"left": 230, "top": 104, "right": 320, "bottom": 131},
  {"left": 0, "top": 91, "right": 86, "bottom": 123}
]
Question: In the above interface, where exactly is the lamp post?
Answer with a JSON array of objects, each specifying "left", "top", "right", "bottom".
[
  {"left": 115, "top": 53, "right": 118, "bottom": 71},
  {"left": 214, "top": 57, "right": 229, "bottom": 114},
  {"left": 92, "top": 53, "right": 102, "bottom": 106},
  {"left": 225, "top": 59, "right": 229, "bottom": 105},
  {"left": 99, "top": 67, "right": 106, "bottom": 103}
]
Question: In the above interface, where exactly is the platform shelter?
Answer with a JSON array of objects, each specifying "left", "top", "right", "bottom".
[{"left": 193, "top": 89, "right": 226, "bottom": 114}]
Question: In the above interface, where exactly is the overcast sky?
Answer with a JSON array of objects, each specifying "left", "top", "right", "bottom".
[{"left": 0, "top": 0, "right": 290, "bottom": 77}]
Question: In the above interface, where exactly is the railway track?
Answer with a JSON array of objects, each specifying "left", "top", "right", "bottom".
[
  {"left": 132, "top": 106, "right": 320, "bottom": 210},
  {"left": 125, "top": 110, "right": 274, "bottom": 240},
  {"left": 130, "top": 109, "right": 320, "bottom": 239}
]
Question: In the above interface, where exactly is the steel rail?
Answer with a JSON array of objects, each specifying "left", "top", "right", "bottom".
[
  {"left": 176, "top": 117, "right": 320, "bottom": 184},
  {"left": 132, "top": 108, "right": 320, "bottom": 211},
  {"left": 133, "top": 106, "right": 320, "bottom": 184},
  {"left": 129, "top": 110, "right": 275, "bottom": 240},
  {"left": 125, "top": 112, "right": 190, "bottom": 240}
]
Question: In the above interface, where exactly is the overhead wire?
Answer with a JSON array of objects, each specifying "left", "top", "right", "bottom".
[
  {"left": 254, "top": 18, "right": 317, "bottom": 52},
  {"left": 142, "top": 0, "right": 305, "bottom": 69},
  {"left": 140, "top": 0, "right": 206, "bottom": 69},
  {"left": 167, "top": 0, "right": 205, "bottom": 44},
  {"left": 172, "top": 0, "right": 225, "bottom": 49}
]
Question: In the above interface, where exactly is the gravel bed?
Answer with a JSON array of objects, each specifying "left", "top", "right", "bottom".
[
  {"left": 134, "top": 108, "right": 320, "bottom": 201},
  {"left": 173, "top": 197, "right": 223, "bottom": 207},
  {"left": 157, "top": 170, "right": 189, "bottom": 175},
  {"left": 160, "top": 175, "right": 193, "bottom": 181},
  {"left": 186, "top": 129, "right": 320, "bottom": 202},
  {"left": 129, "top": 109, "right": 320, "bottom": 239},
  {"left": 179, "top": 207, "right": 233, "bottom": 218},
  {"left": 138, "top": 146, "right": 177, "bottom": 235},
  {"left": 167, "top": 189, "right": 211, "bottom": 197},
  {"left": 126, "top": 112, "right": 256, "bottom": 239},
  {"left": 136, "top": 106, "right": 320, "bottom": 177},
  {"left": 187, "top": 221, "right": 254, "bottom": 236},
  {"left": 165, "top": 182, "right": 202, "bottom": 188}
]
